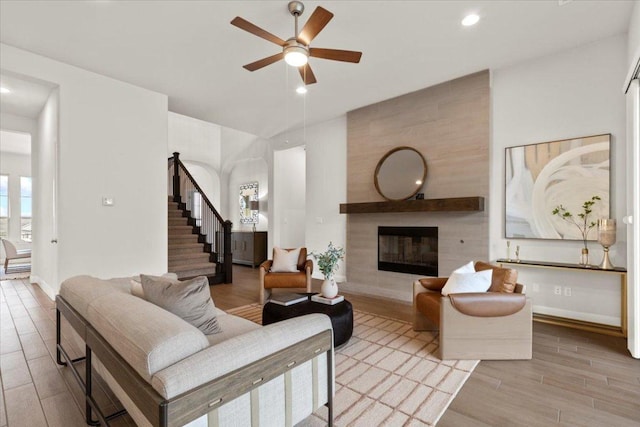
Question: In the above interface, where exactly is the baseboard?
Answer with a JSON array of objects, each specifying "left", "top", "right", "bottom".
[
  {"left": 340, "top": 281, "right": 412, "bottom": 303},
  {"left": 30, "top": 275, "right": 57, "bottom": 301},
  {"left": 533, "top": 305, "right": 619, "bottom": 327}
]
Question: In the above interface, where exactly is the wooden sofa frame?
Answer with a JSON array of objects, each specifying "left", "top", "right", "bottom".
[{"left": 56, "top": 295, "right": 334, "bottom": 427}]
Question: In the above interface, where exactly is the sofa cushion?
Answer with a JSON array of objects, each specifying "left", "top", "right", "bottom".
[
  {"left": 86, "top": 292, "right": 209, "bottom": 382},
  {"left": 60, "top": 275, "right": 131, "bottom": 319},
  {"left": 474, "top": 261, "right": 518, "bottom": 293},
  {"left": 141, "top": 275, "right": 222, "bottom": 335},
  {"left": 206, "top": 313, "right": 261, "bottom": 346}
]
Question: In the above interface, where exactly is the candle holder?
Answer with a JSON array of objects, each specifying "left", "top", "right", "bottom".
[{"left": 597, "top": 219, "right": 616, "bottom": 270}]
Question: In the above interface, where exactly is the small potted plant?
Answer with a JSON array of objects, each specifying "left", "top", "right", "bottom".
[
  {"left": 552, "top": 195, "right": 601, "bottom": 265},
  {"left": 311, "top": 242, "right": 345, "bottom": 298}
]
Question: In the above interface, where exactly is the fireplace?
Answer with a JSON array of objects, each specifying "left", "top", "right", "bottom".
[{"left": 378, "top": 227, "right": 438, "bottom": 276}]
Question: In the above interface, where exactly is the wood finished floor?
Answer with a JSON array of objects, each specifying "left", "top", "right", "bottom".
[{"left": 1, "top": 265, "right": 638, "bottom": 426}]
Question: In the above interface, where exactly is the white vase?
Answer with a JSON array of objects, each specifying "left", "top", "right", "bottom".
[{"left": 321, "top": 276, "right": 338, "bottom": 299}]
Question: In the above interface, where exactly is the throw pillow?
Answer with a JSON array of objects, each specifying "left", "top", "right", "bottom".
[
  {"left": 441, "top": 269, "right": 493, "bottom": 296},
  {"left": 140, "top": 275, "right": 222, "bottom": 335},
  {"left": 474, "top": 261, "right": 518, "bottom": 293},
  {"left": 453, "top": 261, "right": 476, "bottom": 274},
  {"left": 271, "top": 247, "right": 302, "bottom": 273},
  {"left": 131, "top": 273, "right": 178, "bottom": 299}
]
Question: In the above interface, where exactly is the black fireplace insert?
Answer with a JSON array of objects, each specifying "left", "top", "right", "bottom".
[{"left": 378, "top": 226, "right": 438, "bottom": 276}]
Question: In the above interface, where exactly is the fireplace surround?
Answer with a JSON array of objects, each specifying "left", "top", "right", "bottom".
[{"left": 378, "top": 226, "right": 438, "bottom": 276}]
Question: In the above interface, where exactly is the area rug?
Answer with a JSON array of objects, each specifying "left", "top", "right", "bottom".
[
  {"left": 0, "top": 265, "right": 31, "bottom": 280},
  {"left": 226, "top": 304, "right": 478, "bottom": 426}
]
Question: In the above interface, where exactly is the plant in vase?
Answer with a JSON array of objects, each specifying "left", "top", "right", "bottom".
[
  {"left": 310, "top": 242, "right": 345, "bottom": 299},
  {"left": 551, "top": 195, "right": 601, "bottom": 265}
]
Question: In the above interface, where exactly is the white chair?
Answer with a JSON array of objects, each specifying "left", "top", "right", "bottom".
[{"left": 1, "top": 238, "right": 31, "bottom": 271}]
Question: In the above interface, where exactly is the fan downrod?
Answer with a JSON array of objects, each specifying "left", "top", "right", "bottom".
[{"left": 288, "top": 1, "right": 304, "bottom": 17}]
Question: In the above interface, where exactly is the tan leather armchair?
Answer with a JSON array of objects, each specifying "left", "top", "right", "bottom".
[
  {"left": 413, "top": 261, "right": 532, "bottom": 360},
  {"left": 259, "top": 248, "right": 313, "bottom": 304}
]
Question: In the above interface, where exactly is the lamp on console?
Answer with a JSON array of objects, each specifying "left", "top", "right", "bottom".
[
  {"left": 597, "top": 219, "right": 616, "bottom": 270},
  {"left": 250, "top": 200, "right": 260, "bottom": 232}
]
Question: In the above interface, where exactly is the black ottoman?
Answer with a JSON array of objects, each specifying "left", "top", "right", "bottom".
[{"left": 262, "top": 295, "right": 353, "bottom": 347}]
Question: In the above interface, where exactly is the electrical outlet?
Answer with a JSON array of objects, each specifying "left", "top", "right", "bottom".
[
  {"left": 564, "top": 287, "right": 572, "bottom": 297},
  {"left": 554, "top": 286, "right": 562, "bottom": 295}
]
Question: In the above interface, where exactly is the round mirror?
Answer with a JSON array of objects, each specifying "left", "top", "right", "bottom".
[{"left": 374, "top": 147, "right": 427, "bottom": 201}]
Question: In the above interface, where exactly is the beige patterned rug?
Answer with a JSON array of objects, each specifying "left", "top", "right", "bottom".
[{"left": 227, "top": 304, "right": 478, "bottom": 426}]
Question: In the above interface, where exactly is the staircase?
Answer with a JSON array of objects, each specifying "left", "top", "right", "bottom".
[
  {"left": 168, "top": 198, "right": 219, "bottom": 281},
  {"left": 168, "top": 152, "right": 232, "bottom": 285}
]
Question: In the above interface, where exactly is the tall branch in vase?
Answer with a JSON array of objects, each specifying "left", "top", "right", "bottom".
[{"left": 552, "top": 195, "right": 601, "bottom": 265}]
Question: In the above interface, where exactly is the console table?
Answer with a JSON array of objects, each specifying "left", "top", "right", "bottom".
[
  {"left": 231, "top": 231, "right": 267, "bottom": 268},
  {"left": 497, "top": 259, "right": 627, "bottom": 337}
]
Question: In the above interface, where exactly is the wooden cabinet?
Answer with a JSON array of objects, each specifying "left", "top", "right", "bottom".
[{"left": 231, "top": 231, "right": 267, "bottom": 268}]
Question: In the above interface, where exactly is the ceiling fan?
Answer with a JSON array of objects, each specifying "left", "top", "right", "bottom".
[{"left": 231, "top": 1, "right": 362, "bottom": 85}]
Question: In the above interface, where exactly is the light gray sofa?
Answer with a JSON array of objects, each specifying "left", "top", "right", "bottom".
[{"left": 56, "top": 275, "right": 334, "bottom": 427}]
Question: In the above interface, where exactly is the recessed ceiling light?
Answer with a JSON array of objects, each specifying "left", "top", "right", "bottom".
[
  {"left": 296, "top": 86, "right": 308, "bottom": 94},
  {"left": 415, "top": 180, "right": 423, "bottom": 185},
  {"left": 462, "top": 14, "right": 480, "bottom": 27},
  {"left": 0, "top": 87, "right": 10, "bottom": 94}
]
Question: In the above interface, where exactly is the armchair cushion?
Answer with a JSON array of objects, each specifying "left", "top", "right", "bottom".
[
  {"left": 271, "top": 247, "right": 302, "bottom": 272},
  {"left": 448, "top": 292, "right": 527, "bottom": 317},
  {"left": 263, "top": 272, "right": 308, "bottom": 289},
  {"left": 418, "top": 277, "right": 447, "bottom": 291},
  {"left": 474, "top": 261, "right": 517, "bottom": 293},
  {"left": 441, "top": 269, "right": 492, "bottom": 296}
]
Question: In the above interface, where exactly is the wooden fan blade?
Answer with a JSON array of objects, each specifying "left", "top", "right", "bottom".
[
  {"left": 231, "top": 17, "right": 286, "bottom": 46},
  {"left": 243, "top": 53, "right": 284, "bottom": 71},
  {"left": 297, "top": 7, "right": 334, "bottom": 45},
  {"left": 310, "top": 48, "right": 362, "bottom": 63},
  {"left": 298, "top": 64, "right": 317, "bottom": 85}
]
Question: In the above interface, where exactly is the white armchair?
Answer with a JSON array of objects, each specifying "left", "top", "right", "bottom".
[{"left": 1, "top": 238, "right": 31, "bottom": 271}]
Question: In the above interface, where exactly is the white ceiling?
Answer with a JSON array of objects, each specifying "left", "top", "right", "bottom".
[{"left": 0, "top": 1, "right": 634, "bottom": 139}]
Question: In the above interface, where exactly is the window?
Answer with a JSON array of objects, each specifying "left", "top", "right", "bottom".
[
  {"left": 20, "top": 177, "right": 32, "bottom": 242},
  {"left": 0, "top": 175, "right": 7, "bottom": 238}
]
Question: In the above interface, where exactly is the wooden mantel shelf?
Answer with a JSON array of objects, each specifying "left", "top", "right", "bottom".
[{"left": 339, "top": 197, "right": 484, "bottom": 214}]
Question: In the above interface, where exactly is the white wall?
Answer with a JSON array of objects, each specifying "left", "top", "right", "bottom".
[
  {"left": 1, "top": 113, "right": 37, "bottom": 136},
  {"left": 491, "top": 35, "right": 628, "bottom": 325},
  {"left": 168, "top": 111, "right": 222, "bottom": 208},
  {"left": 32, "top": 89, "right": 58, "bottom": 294},
  {"left": 228, "top": 158, "right": 269, "bottom": 232},
  {"left": 628, "top": 1, "right": 640, "bottom": 71},
  {"left": 1, "top": 43, "right": 168, "bottom": 295},
  {"left": 270, "top": 117, "right": 347, "bottom": 281},
  {"left": 625, "top": 2, "right": 640, "bottom": 358},
  {"left": 273, "top": 146, "right": 306, "bottom": 248},
  {"left": 168, "top": 112, "right": 221, "bottom": 170}
]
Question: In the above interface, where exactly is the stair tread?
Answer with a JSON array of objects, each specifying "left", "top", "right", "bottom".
[
  {"left": 168, "top": 243, "right": 204, "bottom": 249},
  {"left": 169, "top": 252, "right": 209, "bottom": 258},
  {"left": 170, "top": 262, "right": 216, "bottom": 271}
]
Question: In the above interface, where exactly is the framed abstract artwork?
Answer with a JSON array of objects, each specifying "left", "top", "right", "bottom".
[
  {"left": 504, "top": 134, "right": 610, "bottom": 240},
  {"left": 239, "top": 182, "right": 259, "bottom": 224}
]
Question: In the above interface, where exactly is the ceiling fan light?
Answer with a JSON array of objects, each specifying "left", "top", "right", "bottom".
[
  {"left": 462, "top": 14, "right": 480, "bottom": 27},
  {"left": 284, "top": 46, "right": 308, "bottom": 67}
]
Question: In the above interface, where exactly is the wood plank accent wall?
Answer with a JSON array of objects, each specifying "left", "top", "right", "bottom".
[{"left": 344, "top": 70, "right": 490, "bottom": 301}]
